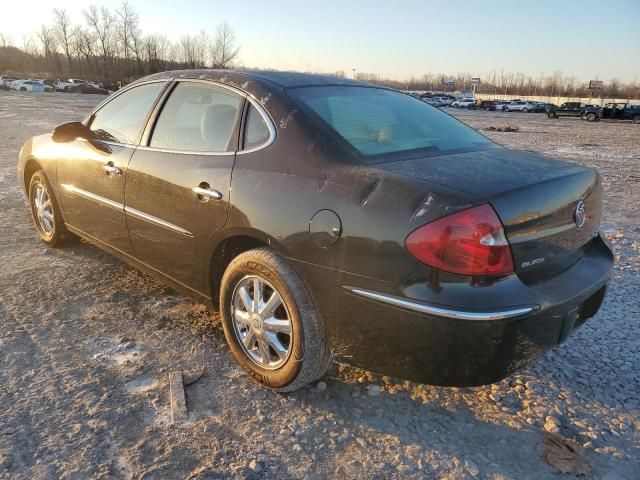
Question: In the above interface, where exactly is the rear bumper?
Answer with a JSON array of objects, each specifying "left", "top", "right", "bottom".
[{"left": 291, "top": 234, "right": 613, "bottom": 386}]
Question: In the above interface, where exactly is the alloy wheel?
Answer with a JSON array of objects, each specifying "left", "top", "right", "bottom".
[
  {"left": 231, "top": 275, "right": 292, "bottom": 370},
  {"left": 32, "top": 183, "right": 54, "bottom": 236}
]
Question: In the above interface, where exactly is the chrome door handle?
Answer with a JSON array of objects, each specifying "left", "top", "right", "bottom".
[
  {"left": 193, "top": 185, "right": 222, "bottom": 200},
  {"left": 103, "top": 163, "right": 122, "bottom": 175}
]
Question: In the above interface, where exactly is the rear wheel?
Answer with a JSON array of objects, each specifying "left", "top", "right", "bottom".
[
  {"left": 547, "top": 111, "right": 557, "bottom": 118},
  {"left": 220, "top": 248, "right": 331, "bottom": 391},
  {"left": 28, "top": 170, "right": 71, "bottom": 247},
  {"left": 585, "top": 112, "right": 598, "bottom": 122},
  {"left": 633, "top": 114, "right": 640, "bottom": 124},
  {"left": 522, "top": 107, "right": 529, "bottom": 113}
]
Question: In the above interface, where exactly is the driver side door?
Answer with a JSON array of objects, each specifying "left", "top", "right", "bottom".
[{"left": 57, "top": 81, "right": 167, "bottom": 253}]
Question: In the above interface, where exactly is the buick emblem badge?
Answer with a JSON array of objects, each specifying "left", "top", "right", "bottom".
[{"left": 574, "top": 200, "right": 586, "bottom": 228}]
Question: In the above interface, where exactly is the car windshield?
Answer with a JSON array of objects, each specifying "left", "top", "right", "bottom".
[{"left": 288, "top": 86, "right": 495, "bottom": 162}]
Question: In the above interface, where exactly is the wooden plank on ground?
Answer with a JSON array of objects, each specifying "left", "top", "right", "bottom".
[{"left": 169, "top": 371, "right": 188, "bottom": 423}]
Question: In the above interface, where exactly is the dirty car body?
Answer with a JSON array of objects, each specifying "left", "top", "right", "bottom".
[{"left": 17, "top": 70, "right": 613, "bottom": 386}]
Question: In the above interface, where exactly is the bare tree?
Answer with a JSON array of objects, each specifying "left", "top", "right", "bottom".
[
  {"left": 84, "top": 5, "right": 116, "bottom": 80},
  {"left": 53, "top": 9, "right": 74, "bottom": 73},
  {"left": 210, "top": 21, "right": 239, "bottom": 69},
  {"left": 0, "top": 33, "right": 10, "bottom": 48}
]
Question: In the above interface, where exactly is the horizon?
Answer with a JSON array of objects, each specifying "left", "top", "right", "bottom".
[{"left": 1, "top": 0, "right": 639, "bottom": 84}]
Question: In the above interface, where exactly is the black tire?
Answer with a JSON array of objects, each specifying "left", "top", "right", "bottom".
[
  {"left": 585, "top": 112, "right": 598, "bottom": 122},
  {"left": 28, "top": 170, "right": 71, "bottom": 247},
  {"left": 522, "top": 107, "right": 529, "bottom": 113},
  {"left": 547, "top": 112, "right": 557, "bottom": 118},
  {"left": 633, "top": 115, "right": 640, "bottom": 124},
  {"left": 504, "top": 107, "right": 509, "bottom": 112},
  {"left": 220, "top": 247, "right": 331, "bottom": 392}
]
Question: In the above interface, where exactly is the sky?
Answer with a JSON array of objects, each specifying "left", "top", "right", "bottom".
[{"left": 1, "top": 0, "right": 639, "bottom": 83}]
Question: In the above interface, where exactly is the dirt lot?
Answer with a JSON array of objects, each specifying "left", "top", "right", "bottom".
[{"left": 0, "top": 92, "right": 639, "bottom": 479}]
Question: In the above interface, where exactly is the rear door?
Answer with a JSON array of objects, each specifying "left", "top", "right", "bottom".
[
  {"left": 124, "top": 81, "right": 244, "bottom": 292},
  {"left": 58, "top": 81, "right": 167, "bottom": 253}
]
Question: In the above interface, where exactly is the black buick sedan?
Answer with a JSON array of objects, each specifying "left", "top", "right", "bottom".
[{"left": 17, "top": 70, "right": 613, "bottom": 391}]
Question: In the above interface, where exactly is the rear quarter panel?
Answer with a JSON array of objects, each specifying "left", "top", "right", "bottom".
[{"left": 224, "top": 91, "right": 475, "bottom": 285}]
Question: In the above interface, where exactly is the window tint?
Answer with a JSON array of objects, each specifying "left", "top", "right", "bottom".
[
  {"left": 151, "top": 83, "right": 241, "bottom": 152},
  {"left": 89, "top": 82, "right": 164, "bottom": 144},
  {"left": 243, "top": 104, "right": 271, "bottom": 150},
  {"left": 289, "top": 86, "right": 494, "bottom": 161}
]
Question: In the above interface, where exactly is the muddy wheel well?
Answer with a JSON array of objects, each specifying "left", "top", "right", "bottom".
[
  {"left": 209, "top": 235, "right": 268, "bottom": 307},
  {"left": 23, "top": 159, "right": 43, "bottom": 192}
]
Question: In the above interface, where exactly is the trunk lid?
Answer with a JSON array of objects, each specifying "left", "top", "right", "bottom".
[{"left": 376, "top": 148, "right": 602, "bottom": 281}]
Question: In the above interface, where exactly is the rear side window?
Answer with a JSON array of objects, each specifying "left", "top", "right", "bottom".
[
  {"left": 243, "top": 104, "right": 271, "bottom": 150},
  {"left": 89, "top": 82, "right": 164, "bottom": 145},
  {"left": 151, "top": 83, "right": 241, "bottom": 152},
  {"left": 289, "top": 86, "right": 494, "bottom": 161}
]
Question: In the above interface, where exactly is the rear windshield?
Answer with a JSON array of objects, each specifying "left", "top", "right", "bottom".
[{"left": 288, "top": 86, "right": 495, "bottom": 162}]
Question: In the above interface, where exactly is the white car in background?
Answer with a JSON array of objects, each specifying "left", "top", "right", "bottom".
[
  {"left": 504, "top": 100, "right": 536, "bottom": 112},
  {"left": 451, "top": 98, "right": 476, "bottom": 108},
  {"left": 422, "top": 96, "right": 449, "bottom": 107},
  {"left": 0, "top": 76, "right": 19, "bottom": 88},
  {"left": 11, "top": 80, "right": 47, "bottom": 92},
  {"left": 55, "top": 78, "right": 101, "bottom": 91}
]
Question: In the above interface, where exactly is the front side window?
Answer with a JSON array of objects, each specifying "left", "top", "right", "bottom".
[
  {"left": 150, "top": 83, "right": 241, "bottom": 152},
  {"left": 243, "top": 103, "right": 271, "bottom": 150},
  {"left": 89, "top": 82, "right": 165, "bottom": 145},
  {"left": 289, "top": 86, "right": 495, "bottom": 162}
]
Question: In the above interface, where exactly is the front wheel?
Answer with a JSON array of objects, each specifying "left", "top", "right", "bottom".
[
  {"left": 585, "top": 112, "right": 598, "bottom": 122},
  {"left": 220, "top": 248, "right": 331, "bottom": 391},
  {"left": 633, "top": 114, "right": 640, "bottom": 124},
  {"left": 522, "top": 107, "right": 529, "bottom": 113},
  {"left": 28, "top": 170, "right": 71, "bottom": 247},
  {"left": 547, "top": 112, "right": 557, "bottom": 118}
]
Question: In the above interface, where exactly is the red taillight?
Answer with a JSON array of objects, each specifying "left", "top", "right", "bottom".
[{"left": 405, "top": 204, "right": 514, "bottom": 276}]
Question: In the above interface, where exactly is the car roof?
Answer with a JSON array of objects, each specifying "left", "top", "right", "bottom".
[{"left": 136, "top": 69, "right": 377, "bottom": 89}]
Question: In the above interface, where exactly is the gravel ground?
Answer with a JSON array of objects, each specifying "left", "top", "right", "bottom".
[{"left": 0, "top": 92, "right": 638, "bottom": 480}]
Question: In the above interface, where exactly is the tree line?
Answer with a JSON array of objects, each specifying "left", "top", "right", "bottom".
[
  {"left": 0, "top": 3, "right": 240, "bottom": 87},
  {"left": 336, "top": 70, "right": 639, "bottom": 100}
]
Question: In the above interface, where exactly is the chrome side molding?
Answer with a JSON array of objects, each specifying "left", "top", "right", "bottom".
[
  {"left": 124, "top": 206, "right": 193, "bottom": 237},
  {"left": 60, "top": 184, "right": 124, "bottom": 211},
  {"left": 343, "top": 286, "right": 536, "bottom": 321},
  {"left": 61, "top": 183, "right": 193, "bottom": 237}
]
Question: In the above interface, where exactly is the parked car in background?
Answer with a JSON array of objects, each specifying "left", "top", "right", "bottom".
[
  {"left": 55, "top": 78, "right": 102, "bottom": 91},
  {"left": 422, "top": 96, "right": 451, "bottom": 107},
  {"left": 67, "top": 83, "right": 109, "bottom": 95},
  {"left": 422, "top": 97, "right": 444, "bottom": 107},
  {"left": 11, "top": 80, "right": 47, "bottom": 92},
  {"left": 494, "top": 100, "right": 510, "bottom": 111},
  {"left": 583, "top": 103, "right": 640, "bottom": 123},
  {"left": 0, "top": 75, "right": 18, "bottom": 88},
  {"left": 546, "top": 102, "right": 590, "bottom": 118},
  {"left": 451, "top": 98, "right": 476, "bottom": 108},
  {"left": 470, "top": 100, "right": 496, "bottom": 111},
  {"left": 504, "top": 100, "right": 535, "bottom": 112},
  {"left": 17, "top": 70, "right": 612, "bottom": 390},
  {"left": 0, "top": 78, "right": 17, "bottom": 90},
  {"left": 528, "top": 102, "right": 547, "bottom": 113}
]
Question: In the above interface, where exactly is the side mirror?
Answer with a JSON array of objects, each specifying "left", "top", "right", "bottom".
[{"left": 52, "top": 121, "right": 91, "bottom": 143}]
